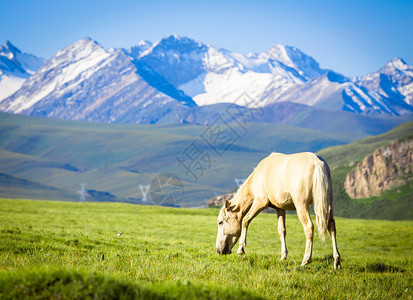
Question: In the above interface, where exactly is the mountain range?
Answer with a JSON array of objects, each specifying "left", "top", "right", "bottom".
[
  {"left": 0, "top": 35, "right": 412, "bottom": 133},
  {"left": 0, "top": 41, "right": 44, "bottom": 101}
]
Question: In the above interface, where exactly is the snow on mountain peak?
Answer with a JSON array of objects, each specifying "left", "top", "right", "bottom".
[
  {"left": 353, "top": 56, "right": 413, "bottom": 110},
  {"left": 138, "top": 40, "right": 152, "bottom": 47},
  {"left": 126, "top": 40, "right": 153, "bottom": 58},
  {"left": 150, "top": 34, "right": 206, "bottom": 54},
  {"left": 169, "top": 33, "right": 183, "bottom": 40},
  {"left": 264, "top": 44, "right": 325, "bottom": 79},
  {"left": 138, "top": 35, "right": 209, "bottom": 87},
  {"left": 0, "top": 37, "right": 198, "bottom": 121},
  {"left": 0, "top": 38, "right": 114, "bottom": 112},
  {"left": 46, "top": 38, "right": 110, "bottom": 81},
  {"left": 136, "top": 36, "right": 326, "bottom": 107},
  {"left": 382, "top": 57, "right": 410, "bottom": 72},
  {"left": 53, "top": 38, "right": 103, "bottom": 60},
  {"left": 1, "top": 41, "right": 43, "bottom": 73},
  {"left": 1, "top": 35, "right": 412, "bottom": 120},
  {"left": 0, "top": 41, "right": 44, "bottom": 102},
  {"left": 1, "top": 41, "right": 21, "bottom": 58},
  {"left": 390, "top": 56, "right": 407, "bottom": 65},
  {"left": 266, "top": 44, "right": 291, "bottom": 62}
]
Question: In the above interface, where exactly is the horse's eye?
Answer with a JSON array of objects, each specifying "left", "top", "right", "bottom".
[{"left": 218, "top": 221, "right": 223, "bottom": 225}]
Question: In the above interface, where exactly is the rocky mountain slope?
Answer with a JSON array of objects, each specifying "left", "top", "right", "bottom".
[
  {"left": 318, "top": 121, "right": 413, "bottom": 219},
  {"left": 344, "top": 137, "right": 413, "bottom": 198}
]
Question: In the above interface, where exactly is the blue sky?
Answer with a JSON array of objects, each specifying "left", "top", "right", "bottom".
[{"left": 1, "top": 0, "right": 412, "bottom": 77}]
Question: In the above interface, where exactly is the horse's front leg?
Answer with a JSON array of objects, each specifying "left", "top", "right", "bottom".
[
  {"left": 237, "top": 227, "right": 248, "bottom": 255},
  {"left": 237, "top": 199, "right": 266, "bottom": 255}
]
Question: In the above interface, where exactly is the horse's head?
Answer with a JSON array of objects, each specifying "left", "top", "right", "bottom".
[{"left": 216, "top": 200, "right": 241, "bottom": 255}]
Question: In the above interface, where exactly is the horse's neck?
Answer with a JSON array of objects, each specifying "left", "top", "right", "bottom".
[{"left": 233, "top": 180, "right": 254, "bottom": 217}]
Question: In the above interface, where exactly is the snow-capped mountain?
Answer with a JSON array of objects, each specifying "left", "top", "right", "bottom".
[
  {"left": 263, "top": 44, "right": 326, "bottom": 79},
  {"left": 132, "top": 35, "right": 412, "bottom": 115},
  {"left": 0, "top": 41, "right": 44, "bottom": 101},
  {"left": 354, "top": 57, "right": 413, "bottom": 114},
  {"left": 134, "top": 35, "right": 322, "bottom": 107},
  {"left": 0, "top": 38, "right": 194, "bottom": 123},
  {"left": 0, "top": 35, "right": 412, "bottom": 124},
  {"left": 274, "top": 58, "right": 413, "bottom": 116},
  {"left": 125, "top": 40, "right": 153, "bottom": 58}
]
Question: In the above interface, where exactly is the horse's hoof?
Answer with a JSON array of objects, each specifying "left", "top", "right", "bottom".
[
  {"left": 301, "top": 258, "right": 312, "bottom": 266},
  {"left": 334, "top": 260, "right": 341, "bottom": 270},
  {"left": 280, "top": 253, "right": 288, "bottom": 261}
]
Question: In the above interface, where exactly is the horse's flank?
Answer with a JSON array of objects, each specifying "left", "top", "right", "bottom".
[{"left": 230, "top": 152, "right": 325, "bottom": 212}]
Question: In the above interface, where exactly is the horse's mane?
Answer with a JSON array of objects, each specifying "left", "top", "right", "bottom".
[{"left": 230, "top": 171, "right": 254, "bottom": 208}]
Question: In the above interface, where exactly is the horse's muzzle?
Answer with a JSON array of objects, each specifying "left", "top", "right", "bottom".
[{"left": 216, "top": 247, "right": 231, "bottom": 255}]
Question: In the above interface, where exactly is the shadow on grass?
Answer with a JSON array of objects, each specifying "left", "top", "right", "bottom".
[
  {"left": 359, "top": 262, "right": 405, "bottom": 273},
  {"left": 0, "top": 269, "right": 265, "bottom": 300}
]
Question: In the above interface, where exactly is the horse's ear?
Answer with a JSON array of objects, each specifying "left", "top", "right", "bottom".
[
  {"left": 225, "top": 200, "right": 238, "bottom": 212},
  {"left": 230, "top": 204, "right": 239, "bottom": 212}
]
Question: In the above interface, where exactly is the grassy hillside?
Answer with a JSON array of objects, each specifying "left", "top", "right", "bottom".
[
  {"left": 258, "top": 101, "right": 413, "bottom": 137},
  {"left": 0, "top": 112, "right": 355, "bottom": 207},
  {"left": 318, "top": 121, "right": 413, "bottom": 220},
  {"left": 318, "top": 121, "right": 413, "bottom": 168},
  {"left": 0, "top": 199, "right": 412, "bottom": 299}
]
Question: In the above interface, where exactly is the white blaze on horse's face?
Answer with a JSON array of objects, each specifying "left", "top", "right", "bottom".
[{"left": 216, "top": 202, "right": 241, "bottom": 255}]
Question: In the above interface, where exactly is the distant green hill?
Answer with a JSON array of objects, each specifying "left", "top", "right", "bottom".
[
  {"left": 1, "top": 112, "right": 412, "bottom": 215},
  {"left": 318, "top": 121, "right": 413, "bottom": 220},
  {"left": 0, "top": 112, "right": 355, "bottom": 207},
  {"left": 319, "top": 121, "right": 413, "bottom": 168}
]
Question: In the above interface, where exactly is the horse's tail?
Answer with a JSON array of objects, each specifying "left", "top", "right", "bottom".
[{"left": 312, "top": 157, "right": 332, "bottom": 242}]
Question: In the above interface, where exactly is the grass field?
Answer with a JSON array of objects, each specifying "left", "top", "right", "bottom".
[{"left": 0, "top": 199, "right": 412, "bottom": 299}]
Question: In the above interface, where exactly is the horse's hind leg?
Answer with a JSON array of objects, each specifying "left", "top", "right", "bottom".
[
  {"left": 276, "top": 208, "right": 288, "bottom": 260},
  {"left": 296, "top": 206, "right": 314, "bottom": 266},
  {"left": 328, "top": 213, "right": 341, "bottom": 269}
]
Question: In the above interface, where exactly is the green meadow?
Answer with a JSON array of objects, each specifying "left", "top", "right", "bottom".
[{"left": 0, "top": 199, "right": 412, "bottom": 299}]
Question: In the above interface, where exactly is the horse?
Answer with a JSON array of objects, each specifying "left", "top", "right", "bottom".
[{"left": 216, "top": 152, "right": 341, "bottom": 269}]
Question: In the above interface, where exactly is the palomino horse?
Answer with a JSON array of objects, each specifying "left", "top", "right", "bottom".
[{"left": 216, "top": 152, "right": 341, "bottom": 269}]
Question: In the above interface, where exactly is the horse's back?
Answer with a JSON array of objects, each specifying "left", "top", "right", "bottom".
[
  {"left": 259, "top": 152, "right": 320, "bottom": 179},
  {"left": 252, "top": 152, "right": 323, "bottom": 210}
]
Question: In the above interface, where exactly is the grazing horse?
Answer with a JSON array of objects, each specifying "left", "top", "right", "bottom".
[{"left": 216, "top": 152, "right": 341, "bottom": 269}]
